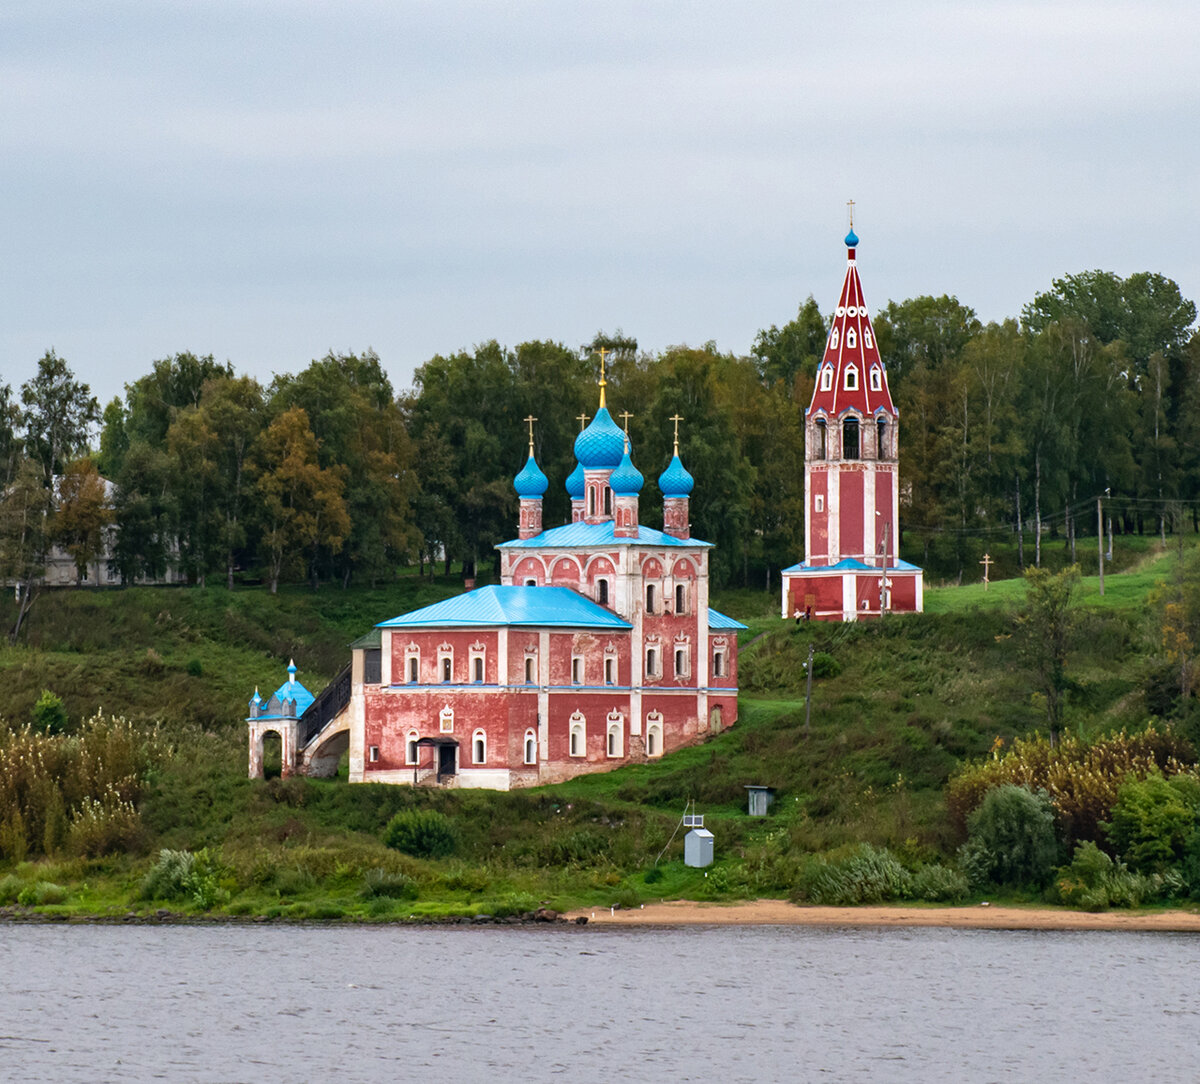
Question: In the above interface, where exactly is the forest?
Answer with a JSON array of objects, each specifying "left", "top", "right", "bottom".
[{"left": 1, "top": 267, "right": 1197, "bottom": 625}]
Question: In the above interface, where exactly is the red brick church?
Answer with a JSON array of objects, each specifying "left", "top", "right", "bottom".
[
  {"left": 248, "top": 377, "right": 744, "bottom": 788},
  {"left": 782, "top": 225, "right": 924, "bottom": 621}
]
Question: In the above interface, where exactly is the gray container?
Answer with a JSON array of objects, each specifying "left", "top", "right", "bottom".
[
  {"left": 684, "top": 828, "right": 714, "bottom": 868},
  {"left": 745, "top": 785, "right": 775, "bottom": 817}
]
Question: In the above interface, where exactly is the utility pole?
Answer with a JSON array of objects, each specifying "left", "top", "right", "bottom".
[
  {"left": 1097, "top": 493, "right": 1104, "bottom": 597},
  {"left": 803, "top": 643, "right": 814, "bottom": 739},
  {"left": 878, "top": 521, "right": 889, "bottom": 615},
  {"left": 980, "top": 553, "right": 993, "bottom": 590}
]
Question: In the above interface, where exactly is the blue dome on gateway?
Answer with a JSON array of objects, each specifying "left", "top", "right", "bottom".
[
  {"left": 513, "top": 452, "right": 548, "bottom": 497},
  {"left": 573, "top": 406, "right": 626, "bottom": 469}
]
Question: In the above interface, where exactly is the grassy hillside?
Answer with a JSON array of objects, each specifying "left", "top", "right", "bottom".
[{"left": 0, "top": 543, "right": 1193, "bottom": 920}]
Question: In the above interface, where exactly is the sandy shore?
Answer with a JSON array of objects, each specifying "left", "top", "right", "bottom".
[{"left": 566, "top": 899, "right": 1200, "bottom": 931}]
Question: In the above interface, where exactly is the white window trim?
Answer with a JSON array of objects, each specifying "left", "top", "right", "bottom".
[
  {"left": 814, "top": 494, "right": 825, "bottom": 513},
  {"left": 820, "top": 365, "right": 833, "bottom": 391},
  {"left": 844, "top": 365, "right": 858, "bottom": 391},
  {"left": 571, "top": 655, "right": 584, "bottom": 685},
  {"left": 472, "top": 729, "right": 487, "bottom": 765},
  {"left": 405, "top": 731, "right": 419, "bottom": 765},
  {"left": 523, "top": 729, "right": 537, "bottom": 765},
  {"left": 569, "top": 712, "right": 586, "bottom": 758},
  {"left": 606, "top": 713, "right": 624, "bottom": 758},
  {"left": 646, "top": 714, "right": 664, "bottom": 758},
  {"left": 369, "top": 745, "right": 380, "bottom": 763}
]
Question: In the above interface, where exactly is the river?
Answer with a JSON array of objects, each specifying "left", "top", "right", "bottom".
[{"left": 1, "top": 923, "right": 1198, "bottom": 1082}]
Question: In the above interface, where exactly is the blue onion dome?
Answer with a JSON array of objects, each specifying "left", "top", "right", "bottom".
[
  {"left": 845, "top": 227, "right": 859, "bottom": 248},
  {"left": 573, "top": 406, "right": 626, "bottom": 469},
  {"left": 565, "top": 460, "right": 585, "bottom": 499},
  {"left": 658, "top": 452, "right": 694, "bottom": 497},
  {"left": 609, "top": 441, "right": 643, "bottom": 496},
  {"left": 513, "top": 452, "right": 549, "bottom": 498}
]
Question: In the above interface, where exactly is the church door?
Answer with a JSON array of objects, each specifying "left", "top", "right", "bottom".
[{"left": 438, "top": 744, "right": 457, "bottom": 779}]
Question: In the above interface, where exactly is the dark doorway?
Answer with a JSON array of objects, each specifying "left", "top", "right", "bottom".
[
  {"left": 438, "top": 744, "right": 457, "bottom": 779},
  {"left": 261, "top": 731, "right": 282, "bottom": 779}
]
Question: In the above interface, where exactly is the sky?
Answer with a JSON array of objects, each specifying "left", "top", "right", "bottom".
[{"left": 2, "top": 1, "right": 1197, "bottom": 409}]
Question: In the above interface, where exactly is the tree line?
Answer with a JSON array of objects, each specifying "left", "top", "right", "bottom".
[{"left": 0, "top": 267, "right": 1196, "bottom": 621}]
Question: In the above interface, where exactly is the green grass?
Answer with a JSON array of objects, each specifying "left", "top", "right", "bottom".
[{"left": 0, "top": 542, "right": 1195, "bottom": 917}]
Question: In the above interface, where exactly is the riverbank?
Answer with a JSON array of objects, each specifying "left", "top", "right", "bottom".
[{"left": 567, "top": 899, "right": 1200, "bottom": 931}]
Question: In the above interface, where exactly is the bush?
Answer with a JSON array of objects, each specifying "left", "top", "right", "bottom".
[
  {"left": 1050, "top": 841, "right": 1155, "bottom": 911},
  {"left": 810, "top": 652, "right": 841, "bottom": 679},
  {"left": 141, "top": 848, "right": 226, "bottom": 909},
  {"left": 910, "top": 863, "right": 970, "bottom": 902},
  {"left": 382, "top": 809, "right": 457, "bottom": 859},
  {"left": 486, "top": 891, "right": 540, "bottom": 917},
  {"left": 791, "top": 844, "right": 912, "bottom": 905},
  {"left": 1102, "top": 774, "right": 1200, "bottom": 873},
  {"left": 67, "top": 792, "right": 142, "bottom": 857},
  {"left": 17, "top": 881, "right": 67, "bottom": 906},
  {"left": 0, "top": 873, "right": 23, "bottom": 904},
  {"left": 959, "top": 784, "right": 1058, "bottom": 889},
  {"left": 360, "top": 868, "right": 418, "bottom": 901},
  {"left": 32, "top": 690, "right": 68, "bottom": 735}
]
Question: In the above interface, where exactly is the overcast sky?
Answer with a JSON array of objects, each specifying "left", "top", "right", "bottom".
[{"left": 2, "top": 1, "right": 1197, "bottom": 409}]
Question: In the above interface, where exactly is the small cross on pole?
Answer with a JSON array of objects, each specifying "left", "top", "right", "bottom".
[
  {"left": 669, "top": 413, "right": 684, "bottom": 454},
  {"left": 523, "top": 414, "right": 537, "bottom": 453},
  {"left": 847, "top": 198, "right": 855, "bottom": 229},
  {"left": 618, "top": 411, "right": 633, "bottom": 433},
  {"left": 576, "top": 412, "right": 590, "bottom": 432},
  {"left": 980, "top": 552, "right": 993, "bottom": 590}
]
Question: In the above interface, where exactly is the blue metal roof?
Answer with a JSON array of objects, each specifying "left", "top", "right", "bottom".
[
  {"left": 708, "top": 607, "right": 747, "bottom": 630},
  {"left": 498, "top": 521, "right": 712, "bottom": 550},
  {"left": 782, "top": 558, "right": 923, "bottom": 573},
  {"left": 248, "top": 659, "right": 316, "bottom": 720},
  {"left": 377, "top": 585, "right": 632, "bottom": 630}
]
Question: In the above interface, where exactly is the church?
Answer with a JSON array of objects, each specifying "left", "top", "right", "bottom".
[
  {"left": 781, "top": 226, "right": 924, "bottom": 621},
  {"left": 247, "top": 372, "right": 744, "bottom": 789}
]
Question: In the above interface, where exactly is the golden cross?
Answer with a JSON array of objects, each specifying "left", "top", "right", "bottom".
[
  {"left": 576, "top": 412, "right": 590, "bottom": 432},
  {"left": 847, "top": 198, "right": 855, "bottom": 229},
  {"left": 596, "top": 346, "right": 610, "bottom": 408},
  {"left": 618, "top": 411, "right": 633, "bottom": 433},
  {"left": 523, "top": 414, "right": 537, "bottom": 453},
  {"left": 669, "top": 413, "right": 684, "bottom": 454}
]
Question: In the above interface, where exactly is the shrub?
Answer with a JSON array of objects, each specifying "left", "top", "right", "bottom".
[
  {"left": 810, "top": 652, "right": 841, "bottom": 679},
  {"left": 1102, "top": 774, "right": 1200, "bottom": 873},
  {"left": 1050, "top": 841, "right": 1155, "bottom": 911},
  {"left": 910, "top": 863, "right": 970, "bottom": 902},
  {"left": 791, "top": 844, "right": 912, "bottom": 905},
  {"left": 0, "top": 873, "right": 25, "bottom": 903},
  {"left": 360, "top": 868, "right": 418, "bottom": 901},
  {"left": 32, "top": 690, "right": 68, "bottom": 735},
  {"left": 67, "top": 792, "right": 141, "bottom": 857},
  {"left": 141, "top": 848, "right": 226, "bottom": 909},
  {"left": 959, "top": 784, "right": 1058, "bottom": 889},
  {"left": 486, "top": 891, "right": 540, "bottom": 917},
  {"left": 17, "top": 881, "right": 67, "bottom": 906},
  {"left": 383, "top": 809, "right": 458, "bottom": 859}
]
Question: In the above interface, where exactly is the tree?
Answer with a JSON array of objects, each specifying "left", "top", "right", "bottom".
[
  {"left": 54, "top": 457, "right": 112, "bottom": 585},
  {"left": 19, "top": 351, "right": 99, "bottom": 485},
  {"left": 752, "top": 295, "right": 828, "bottom": 399},
  {"left": 109, "top": 441, "right": 175, "bottom": 584},
  {"left": 959, "top": 784, "right": 1059, "bottom": 889},
  {"left": 1103, "top": 775, "right": 1200, "bottom": 874},
  {"left": 0, "top": 383, "right": 22, "bottom": 488},
  {"left": 0, "top": 458, "right": 54, "bottom": 642},
  {"left": 1016, "top": 565, "right": 1080, "bottom": 744},
  {"left": 249, "top": 406, "right": 349, "bottom": 593}
]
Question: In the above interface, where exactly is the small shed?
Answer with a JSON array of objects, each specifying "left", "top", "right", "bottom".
[
  {"left": 684, "top": 828, "right": 714, "bottom": 868},
  {"left": 745, "top": 785, "right": 775, "bottom": 817}
]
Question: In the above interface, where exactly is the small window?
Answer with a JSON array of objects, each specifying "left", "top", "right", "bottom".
[
  {"left": 604, "top": 488, "right": 612, "bottom": 515},
  {"left": 816, "top": 419, "right": 827, "bottom": 459},
  {"left": 877, "top": 418, "right": 887, "bottom": 459},
  {"left": 864, "top": 328, "right": 874, "bottom": 348},
  {"left": 442, "top": 657, "right": 452, "bottom": 682},
  {"left": 646, "top": 584, "right": 656, "bottom": 613},
  {"left": 814, "top": 494, "right": 825, "bottom": 513},
  {"left": 646, "top": 721, "right": 663, "bottom": 758},
  {"left": 569, "top": 715, "right": 586, "bottom": 758},
  {"left": 408, "top": 655, "right": 419, "bottom": 683},
  {"left": 369, "top": 745, "right": 379, "bottom": 763},
  {"left": 820, "top": 366, "right": 833, "bottom": 391},
  {"left": 364, "top": 648, "right": 382, "bottom": 685},
  {"left": 843, "top": 418, "right": 860, "bottom": 460},
  {"left": 405, "top": 732, "right": 419, "bottom": 764},
  {"left": 675, "top": 584, "right": 686, "bottom": 614},
  {"left": 605, "top": 657, "right": 615, "bottom": 685},
  {"left": 588, "top": 489, "right": 596, "bottom": 516},
  {"left": 525, "top": 657, "right": 535, "bottom": 684},
  {"left": 472, "top": 729, "right": 486, "bottom": 765},
  {"left": 525, "top": 578, "right": 537, "bottom": 587},
  {"left": 598, "top": 579, "right": 609, "bottom": 606},
  {"left": 675, "top": 647, "right": 688, "bottom": 678},
  {"left": 830, "top": 328, "right": 839, "bottom": 350},
  {"left": 572, "top": 656, "right": 583, "bottom": 685},
  {"left": 473, "top": 656, "right": 484, "bottom": 683},
  {"left": 713, "top": 650, "right": 725, "bottom": 678},
  {"left": 846, "top": 328, "right": 857, "bottom": 349},
  {"left": 607, "top": 718, "right": 623, "bottom": 758},
  {"left": 845, "top": 366, "right": 858, "bottom": 391},
  {"left": 870, "top": 366, "right": 882, "bottom": 391},
  {"left": 646, "top": 647, "right": 658, "bottom": 677},
  {"left": 523, "top": 730, "right": 537, "bottom": 765}
]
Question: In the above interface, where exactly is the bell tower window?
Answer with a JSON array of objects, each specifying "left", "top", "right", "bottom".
[
  {"left": 843, "top": 418, "right": 860, "bottom": 460},
  {"left": 844, "top": 366, "right": 858, "bottom": 391}
]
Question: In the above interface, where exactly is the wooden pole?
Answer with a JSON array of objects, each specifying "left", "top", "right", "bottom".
[
  {"left": 803, "top": 643, "right": 814, "bottom": 739},
  {"left": 1097, "top": 495, "right": 1104, "bottom": 597}
]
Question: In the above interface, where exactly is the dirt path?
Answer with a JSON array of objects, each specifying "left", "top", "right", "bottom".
[{"left": 567, "top": 898, "right": 1200, "bottom": 931}]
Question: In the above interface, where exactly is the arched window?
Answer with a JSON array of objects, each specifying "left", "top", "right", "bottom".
[
  {"left": 845, "top": 366, "right": 858, "bottom": 390},
  {"left": 646, "top": 647, "right": 658, "bottom": 677},
  {"left": 588, "top": 489, "right": 596, "bottom": 516},
  {"left": 523, "top": 730, "right": 537, "bottom": 765},
  {"left": 646, "top": 584, "right": 656, "bottom": 613},
  {"left": 569, "top": 714, "right": 586, "bottom": 758},
  {"left": 525, "top": 656, "right": 535, "bottom": 684},
  {"left": 571, "top": 656, "right": 583, "bottom": 684},
  {"left": 473, "top": 656, "right": 484, "bottom": 682},
  {"left": 675, "top": 583, "right": 686, "bottom": 614},
  {"left": 674, "top": 646, "right": 689, "bottom": 678},
  {"left": 877, "top": 418, "right": 887, "bottom": 459},
  {"left": 406, "top": 731, "right": 419, "bottom": 764},
  {"left": 713, "top": 649, "right": 725, "bottom": 678},
  {"left": 870, "top": 366, "right": 882, "bottom": 391},
  {"left": 820, "top": 365, "right": 833, "bottom": 391},
  {"left": 441, "top": 656, "right": 452, "bottom": 682},
  {"left": 830, "top": 328, "right": 840, "bottom": 350},
  {"left": 843, "top": 418, "right": 860, "bottom": 459},
  {"left": 606, "top": 714, "right": 623, "bottom": 758},
  {"left": 472, "top": 729, "right": 486, "bottom": 765},
  {"left": 604, "top": 656, "right": 616, "bottom": 685},
  {"left": 598, "top": 579, "right": 609, "bottom": 606},
  {"left": 646, "top": 717, "right": 663, "bottom": 758},
  {"left": 815, "top": 418, "right": 827, "bottom": 459},
  {"left": 864, "top": 327, "right": 874, "bottom": 348},
  {"left": 847, "top": 327, "right": 857, "bottom": 349},
  {"left": 408, "top": 656, "right": 419, "bottom": 683},
  {"left": 604, "top": 488, "right": 612, "bottom": 515}
]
